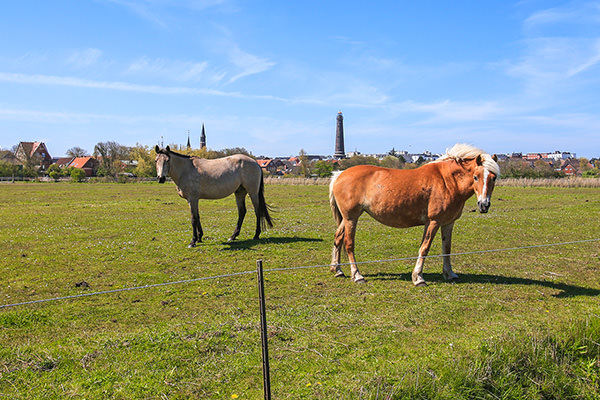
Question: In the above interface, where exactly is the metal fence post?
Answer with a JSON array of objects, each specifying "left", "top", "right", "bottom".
[{"left": 257, "top": 260, "right": 272, "bottom": 400}]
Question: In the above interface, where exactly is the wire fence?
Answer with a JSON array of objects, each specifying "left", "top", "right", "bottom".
[{"left": 1, "top": 238, "right": 598, "bottom": 310}]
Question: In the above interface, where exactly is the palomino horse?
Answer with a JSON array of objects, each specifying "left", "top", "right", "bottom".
[
  {"left": 155, "top": 146, "right": 273, "bottom": 247},
  {"left": 329, "top": 144, "right": 499, "bottom": 286}
]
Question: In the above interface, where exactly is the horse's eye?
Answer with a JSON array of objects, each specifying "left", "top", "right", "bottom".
[{"left": 473, "top": 175, "right": 479, "bottom": 182}]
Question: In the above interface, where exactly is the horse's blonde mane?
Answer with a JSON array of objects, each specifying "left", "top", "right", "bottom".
[{"left": 432, "top": 143, "right": 500, "bottom": 176}]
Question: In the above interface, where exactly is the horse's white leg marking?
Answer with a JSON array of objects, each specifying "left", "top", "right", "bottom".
[
  {"left": 441, "top": 222, "right": 459, "bottom": 281},
  {"left": 331, "top": 222, "right": 345, "bottom": 277},
  {"left": 344, "top": 219, "right": 365, "bottom": 283},
  {"left": 412, "top": 221, "right": 440, "bottom": 286}
]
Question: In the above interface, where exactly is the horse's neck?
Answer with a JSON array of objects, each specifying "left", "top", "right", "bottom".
[
  {"left": 168, "top": 155, "right": 194, "bottom": 185},
  {"left": 442, "top": 161, "right": 475, "bottom": 199}
]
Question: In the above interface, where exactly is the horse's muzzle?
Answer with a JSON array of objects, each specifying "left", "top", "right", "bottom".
[
  {"left": 157, "top": 176, "right": 166, "bottom": 184},
  {"left": 477, "top": 200, "right": 490, "bottom": 213}
]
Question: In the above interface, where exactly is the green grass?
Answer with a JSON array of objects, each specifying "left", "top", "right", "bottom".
[{"left": 0, "top": 182, "right": 599, "bottom": 399}]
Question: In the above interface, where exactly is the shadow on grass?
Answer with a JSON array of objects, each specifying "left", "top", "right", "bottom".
[
  {"left": 365, "top": 272, "right": 600, "bottom": 298},
  {"left": 220, "top": 236, "right": 323, "bottom": 251}
]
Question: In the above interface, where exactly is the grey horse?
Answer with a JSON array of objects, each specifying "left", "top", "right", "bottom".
[{"left": 155, "top": 146, "right": 273, "bottom": 247}]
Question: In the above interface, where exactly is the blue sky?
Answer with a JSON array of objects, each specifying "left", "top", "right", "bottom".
[{"left": 1, "top": 0, "right": 600, "bottom": 158}]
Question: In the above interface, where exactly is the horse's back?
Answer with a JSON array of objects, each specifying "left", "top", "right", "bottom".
[
  {"left": 332, "top": 164, "right": 443, "bottom": 227},
  {"left": 188, "top": 154, "right": 262, "bottom": 199}
]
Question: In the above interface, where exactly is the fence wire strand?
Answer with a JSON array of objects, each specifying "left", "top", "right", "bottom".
[{"left": 1, "top": 238, "right": 598, "bottom": 310}]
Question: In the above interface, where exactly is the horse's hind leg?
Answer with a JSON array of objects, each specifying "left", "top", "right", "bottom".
[
  {"left": 330, "top": 222, "right": 345, "bottom": 278},
  {"left": 248, "top": 192, "right": 262, "bottom": 240},
  {"left": 344, "top": 218, "right": 365, "bottom": 283},
  {"left": 228, "top": 187, "right": 247, "bottom": 242},
  {"left": 441, "top": 222, "right": 459, "bottom": 281}
]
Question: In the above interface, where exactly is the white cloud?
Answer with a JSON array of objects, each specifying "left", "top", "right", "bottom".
[
  {"left": 0, "top": 71, "right": 289, "bottom": 101},
  {"left": 391, "top": 99, "right": 508, "bottom": 123},
  {"left": 524, "top": 2, "right": 600, "bottom": 29},
  {"left": 106, "top": 0, "right": 235, "bottom": 28},
  {"left": 226, "top": 46, "right": 275, "bottom": 84},
  {"left": 126, "top": 57, "right": 217, "bottom": 83},
  {"left": 67, "top": 48, "right": 103, "bottom": 68}
]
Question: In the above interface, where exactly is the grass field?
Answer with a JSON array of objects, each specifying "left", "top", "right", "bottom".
[{"left": 0, "top": 182, "right": 599, "bottom": 399}]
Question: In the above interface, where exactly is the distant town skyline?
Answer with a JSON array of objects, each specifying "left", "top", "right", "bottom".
[{"left": 1, "top": 1, "right": 600, "bottom": 158}]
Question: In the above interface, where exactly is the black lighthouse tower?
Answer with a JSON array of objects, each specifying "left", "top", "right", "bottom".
[{"left": 334, "top": 111, "right": 346, "bottom": 159}]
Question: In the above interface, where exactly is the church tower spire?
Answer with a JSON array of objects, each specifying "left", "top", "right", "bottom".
[
  {"left": 200, "top": 123, "right": 206, "bottom": 149},
  {"left": 334, "top": 111, "right": 346, "bottom": 159},
  {"left": 186, "top": 130, "right": 191, "bottom": 149}
]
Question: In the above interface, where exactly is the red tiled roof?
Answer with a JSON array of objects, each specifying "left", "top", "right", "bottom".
[
  {"left": 70, "top": 157, "right": 95, "bottom": 169},
  {"left": 256, "top": 159, "right": 272, "bottom": 167}
]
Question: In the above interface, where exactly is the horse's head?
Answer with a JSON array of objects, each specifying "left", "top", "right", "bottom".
[
  {"left": 472, "top": 154, "right": 499, "bottom": 213},
  {"left": 154, "top": 145, "right": 171, "bottom": 183}
]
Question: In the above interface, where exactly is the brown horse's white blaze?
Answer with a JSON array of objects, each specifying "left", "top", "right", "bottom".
[
  {"left": 155, "top": 146, "right": 273, "bottom": 247},
  {"left": 329, "top": 144, "right": 499, "bottom": 286}
]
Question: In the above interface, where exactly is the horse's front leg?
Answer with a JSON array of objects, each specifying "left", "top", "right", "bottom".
[
  {"left": 412, "top": 220, "right": 440, "bottom": 286},
  {"left": 188, "top": 199, "right": 203, "bottom": 248},
  {"left": 344, "top": 218, "right": 365, "bottom": 283},
  {"left": 441, "top": 222, "right": 459, "bottom": 281}
]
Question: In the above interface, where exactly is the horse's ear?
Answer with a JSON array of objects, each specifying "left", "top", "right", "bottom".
[
  {"left": 155, "top": 145, "right": 160, "bottom": 153},
  {"left": 165, "top": 145, "right": 171, "bottom": 152},
  {"left": 476, "top": 154, "right": 483, "bottom": 166},
  {"left": 492, "top": 154, "right": 498, "bottom": 162}
]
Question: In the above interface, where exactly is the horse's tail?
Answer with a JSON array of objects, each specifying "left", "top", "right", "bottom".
[
  {"left": 258, "top": 171, "right": 274, "bottom": 230},
  {"left": 329, "top": 171, "right": 343, "bottom": 228}
]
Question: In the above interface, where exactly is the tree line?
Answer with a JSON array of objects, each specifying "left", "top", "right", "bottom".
[{"left": 1, "top": 141, "right": 598, "bottom": 179}]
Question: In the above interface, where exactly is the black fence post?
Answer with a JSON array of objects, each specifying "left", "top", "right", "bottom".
[{"left": 257, "top": 260, "right": 272, "bottom": 400}]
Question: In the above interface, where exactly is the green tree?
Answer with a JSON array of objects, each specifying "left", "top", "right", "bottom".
[
  {"left": 380, "top": 155, "right": 403, "bottom": 169},
  {"left": 298, "top": 149, "right": 311, "bottom": 177},
  {"left": 70, "top": 168, "right": 86, "bottom": 182},
  {"left": 578, "top": 157, "right": 591, "bottom": 173},
  {"left": 338, "top": 155, "right": 379, "bottom": 170},
  {"left": 93, "top": 141, "right": 129, "bottom": 177},
  {"left": 47, "top": 164, "right": 63, "bottom": 181},
  {"left": 66, "top": 147, "right": 89, "bottom": 158},
  {"left": 312, "top": 160, "right": 333, "bottom": 177},
  {"left": 130, "top": 144, "right": 156, "bottom": 177}
]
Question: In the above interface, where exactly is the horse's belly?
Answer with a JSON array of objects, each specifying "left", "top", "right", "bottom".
[{"left": 366, "top": 208, "right": 425, "bottom": 228}]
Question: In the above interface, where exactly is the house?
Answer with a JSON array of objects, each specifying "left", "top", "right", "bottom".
[
  {"left": 546, "top": 151, "right": 576, "bottom": 161},
  {"left": 524, "top": 153, "right": 543, "bottom": 161},
  {"left": 15, "top": 142, "right": 52, "bottom": 170},
  {"left": 256, "top": 159, "right": 285, "bottom": 175},
  {"left": 560, "top": 159, "right": 579, "bottom": 176},
  {"left": 69, "top": 157, "right": 99, "bottom": 177},
  {"left": 54, "top": 157, "right": 74, "bottom": 168}
]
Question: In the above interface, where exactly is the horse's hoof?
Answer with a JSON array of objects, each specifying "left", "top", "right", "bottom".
[
  {"left": 253, "top": 236, "right": 260, "bottom": 240},
  {"left": 414, "top": 281, "right": 428, "bottom": 287},
  {"left": 334, "top": 271, "right": 345, "bottom": 278},
  {"left": 188, "top": 243, "right": 196, "bottom": 248},
  {"left": 355, "top": 278, "right": 366, "bottom": 284},
  {"left": 227, "top": 237, "right": 236, "bottom": 242}
]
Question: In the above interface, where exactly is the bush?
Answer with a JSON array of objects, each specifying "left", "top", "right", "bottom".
[{"left": 70, "top": 168, "right": 86, "bottom": 182}]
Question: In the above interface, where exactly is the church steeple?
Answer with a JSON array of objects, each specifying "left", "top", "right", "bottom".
[
  {"left": 334, "top": 111, "right": 346, "bottom": 159},
  {"left": 186, "top": 130, "right": 191, "bottom": 149},
  {"left": 200, "top": 123, "right": 206, "bottom": 149}
]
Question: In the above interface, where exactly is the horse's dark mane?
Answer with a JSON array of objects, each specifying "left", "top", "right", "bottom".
[{"left": 165, "top": 149, "right": 193, "bottom": 159}]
